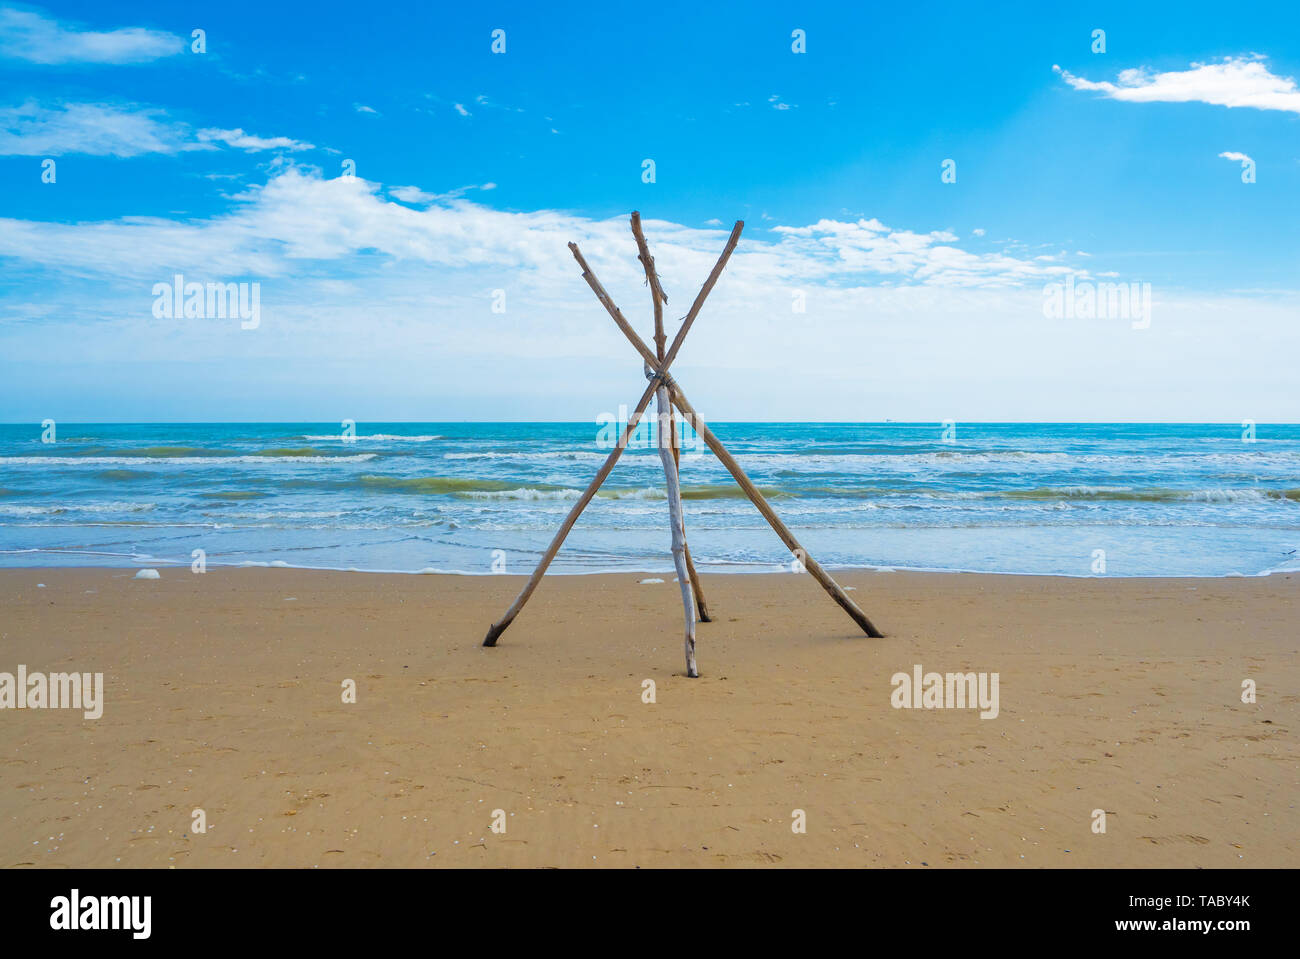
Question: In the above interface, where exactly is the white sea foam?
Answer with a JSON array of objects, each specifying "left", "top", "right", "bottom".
[
  {"left": 607, "top": 487, "right": 668, "bottom": 500},
  {"left": 462, "top": 488, "right": 583, "bottom": 501},
  {"left": 217, "top": 510, "right": 348, "bottom": 520},
  {"left": 301, "top": 434, "right": 445, "bottom": 442},
  {"left": 0, "top": 502, "right": 157, "bottom": 515},
  {"left": 443, "top": 450, "right": 617, "bottom": 461},
  {"left": 737, "top": 450, "right": 1300, "bottom": 473}
]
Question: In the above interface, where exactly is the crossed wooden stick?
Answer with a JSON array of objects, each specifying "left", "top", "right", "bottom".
[{"left": 482, "top": 212, "right": 884, "bottom": 676}]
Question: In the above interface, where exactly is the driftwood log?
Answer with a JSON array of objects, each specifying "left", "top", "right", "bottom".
[
  {"left": 481, "top": 376, "right": 660, "bottom": 648},
  {"left": 629, "top": 210, "right": 712, "bottom": 621},
  {"left": 651, "top": 366, "right": 696, "bottom": 675}
]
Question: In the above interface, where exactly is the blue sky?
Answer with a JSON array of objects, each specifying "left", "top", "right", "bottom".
[{"left": 1, "top": 0, "right": 1298, "bottom": 421}]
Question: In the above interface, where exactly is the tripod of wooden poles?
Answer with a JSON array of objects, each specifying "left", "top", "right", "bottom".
[{"left": 482, "top": 212, "right": 883, "bottom": 676}]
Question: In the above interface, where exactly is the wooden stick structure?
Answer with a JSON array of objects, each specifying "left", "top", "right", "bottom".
[{"left": 481, "top": 213, "right": 884, "bottom": 674}]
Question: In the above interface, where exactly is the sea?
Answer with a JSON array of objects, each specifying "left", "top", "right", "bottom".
[{"left": 2, "top": 422, "right": 1298, "bottom": 578}]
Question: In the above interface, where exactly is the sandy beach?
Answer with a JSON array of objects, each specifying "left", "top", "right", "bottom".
[{"left": 0, "top": 566, "right": 1295, "bottom": 868}]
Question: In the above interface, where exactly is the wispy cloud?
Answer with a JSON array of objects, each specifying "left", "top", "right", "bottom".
[
  {"left": 389, "top": 182, "right": 496, "bottom": 204},
  {"left": 1219, "top": 150, "right": 1254, "bottom": 164},
  {"left": 472, "top": 94, "right": 525, "bottom": 114},
  {"left": 771, "top": 218, "right": 1070, "bottom": 286},
  {"left": 1053, "top": 56, "right": 1300, "bottom": 114},
  {"left": 354, "top": 103, "right": 379, "bottom": 115},
  {"left": 0, "top": 5, "right": 184, "bottom": 64},
  {"left": 0, "top": 100, "right": 203, "bottom": 156},
  {"left": 453, "top": 103, "right": 471, "bottom": 117},
  {"left": 0, "top": 100, "right": 316, "bottom": 156},
  {"left": 197, "top": 127, "right": 315, "bottom": 152}
]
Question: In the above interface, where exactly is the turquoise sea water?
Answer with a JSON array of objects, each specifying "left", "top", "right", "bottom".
[{"left": 1, "top": 422, "right": 1298, "bottom": 577}]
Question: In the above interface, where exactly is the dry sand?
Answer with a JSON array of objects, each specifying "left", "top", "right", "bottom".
[{"left": 1, "top": 567, "right": 1295, "bottom": 868}]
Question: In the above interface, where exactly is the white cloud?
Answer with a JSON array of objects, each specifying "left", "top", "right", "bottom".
[
  {"left": 388, "top": 185, "right": 437, "bottom": 204},
  {"left": 1219, "top": 150, "right": 1254, "bottom": 164},
  {"left": 453, "top": 103, "right": 471, "bottom": 117},
  {"left": 0, "top": 101, "right": 316, "bottom": 157},
  {"left": 0, "top": 167, "right": 1082, "bottom": 295},
  {"left": 471, "top": 94, "right": 525, "bottom": 114},
  {"left": 354, "top": 104, "right": 379, "bottom": 115},
  {"left": 770, "top": 218, "right": 1071, "bottom": 287},
  {"left": 197, "top": 127, "right": 315, "bottom": 152},
  {"left": 389, "top": 182, "right": 497, "bottom": 205},
  {"left": 0, "top": 100, "right": 205, "bottom": 156},
  {"left": 1053, "top": 57, "right": 1300, "bottom": 114},
  {"left": 0, "top": 5, "right": 184, "bottom": 64}
]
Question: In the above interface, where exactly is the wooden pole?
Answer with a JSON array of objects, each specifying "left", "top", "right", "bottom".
[
  {"left": 661, "top": 220, "right": 743, "bottom": 372},
  {"left": 630, "top": 212, "right": 669, "bottom": 359},
  {"left": 673, "top": 418, "right": 711, "bottom": 619},
  {"left": 569, "top": 244, "right": 659, "bottom": 369},
  {"left": 482, "top": 377, "right": 660, "bottom": 647},
  {"left": 665, "top": 377, "right": 884, "bottom": 638},
  {"left": 630, "top": 211, "right": 711, "bottom": 623},
  {"left": 652, "top": 371, "right": 698, "bottom": 675}
]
